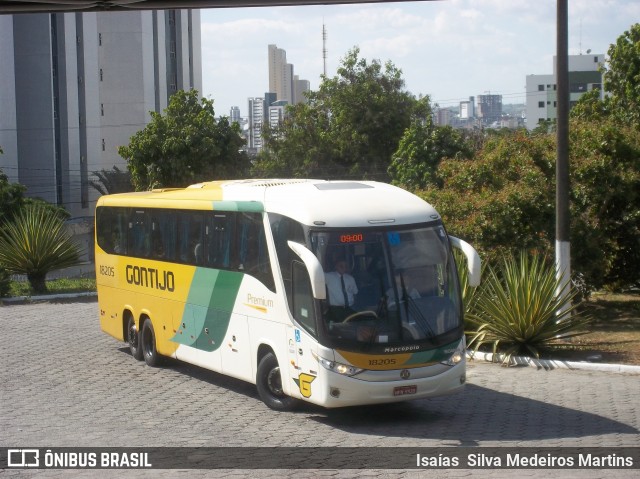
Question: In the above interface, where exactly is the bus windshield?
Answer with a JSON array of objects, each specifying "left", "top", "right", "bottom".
[{"left": 310, "top": 224, "right": 462, "bottom": 351}]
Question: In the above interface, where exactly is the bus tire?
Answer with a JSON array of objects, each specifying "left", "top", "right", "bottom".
[
  {"left": 256, "top": 352, "right": 296, "bottom": 411},
  {"left": 126, "top": 314, "right": 143, "bottom": 361},
  {"left": 141, "top": 318, "right": 162, "bottom": 367}
]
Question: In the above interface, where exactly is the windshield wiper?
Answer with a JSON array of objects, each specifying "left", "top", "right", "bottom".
[{"left": 399, "top": 272, "right": 436, "bottom": 339}]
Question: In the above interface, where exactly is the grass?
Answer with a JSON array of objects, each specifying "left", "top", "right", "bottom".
[
  {"left": 539, "top": 292, "right": 640, "bottom": 365},
  {"left": 8, "top": 278, "right": 96, "bottom": 297}
]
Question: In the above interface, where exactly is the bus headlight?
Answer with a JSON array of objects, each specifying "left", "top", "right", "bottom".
[
  {"left": 312, "top": 351, "right": 363, "bottom": 376},
  {"left": 441, "top": 338, "right": 466, "bottom": 366}
]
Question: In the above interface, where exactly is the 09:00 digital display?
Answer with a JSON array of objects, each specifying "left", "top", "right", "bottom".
[{"left": 340, "top": 234, "right": 363, "bottom": 243}]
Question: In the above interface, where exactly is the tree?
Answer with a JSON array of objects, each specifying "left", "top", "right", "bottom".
[
  {"left": 0, "top": 204, "right": 81, "bottom": 293},
  {"left": 254, "top": 103, "right": 336, "bottom": 178},
  {"left": 420, "top": 130, "right": 556, "bottom": 262},
  {"left": 119, "top": 90, "right": 249, "bottom": 190},
  {"left": 602, "top": 23, "right": 640, "bottom": 125},
  {"left": 421, "top": 119, "right": 640, "bottom": 291},
  {"left": 569, "top": 117, "right": 640, "bottom": 290},
  {"left": 569, "top": 89, "right": 610, "bottom": 122},
  {"left": 388, "top": 98, "right": 473, "bottom": 189},
  {"left": 254, "top": 48, "right": 418, "bottom": 180},
  {"left": 0, "top": 167, "right": 26, "bottom": 228},
  {"left": 90, "top": 166, "right": 133, "bottom": 195}
]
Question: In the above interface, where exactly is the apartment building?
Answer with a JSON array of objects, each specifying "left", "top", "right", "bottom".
[
  {"left": 0, "top": 10, "right": 201, "bottom": 217},
  {"left": 526, "top": 54, "right": 604, "bottom": 130}
]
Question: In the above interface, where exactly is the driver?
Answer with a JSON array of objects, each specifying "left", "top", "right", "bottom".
[{"left": 325, "top": 257, "right": 358, "bottom": 321}]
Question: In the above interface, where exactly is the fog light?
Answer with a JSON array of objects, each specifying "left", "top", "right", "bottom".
[
  {"left": 460, "top": 374, "right": 466, "bottom": 384},
  {"left": 330, "top": 388, "right": 341, "bottom": 398}
]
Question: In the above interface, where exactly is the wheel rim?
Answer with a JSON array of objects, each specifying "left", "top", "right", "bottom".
[
  {"left": 266, "top": 366, "right": 284, "bottom": 396},
  {"left": 128, "top": 321, "right": 137, "bottom": 347}
]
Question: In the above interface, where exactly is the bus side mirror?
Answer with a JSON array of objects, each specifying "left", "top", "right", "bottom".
[
  {"left": 287, "top": 241, "right": 327, "bottom": 300},
  {"left": 449, "top": 236, "right": 481, "bottom": 287}
]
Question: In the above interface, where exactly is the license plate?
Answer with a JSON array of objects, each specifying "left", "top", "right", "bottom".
[{"left": 393, "top": 385, "right": 417, "bottom": 396}]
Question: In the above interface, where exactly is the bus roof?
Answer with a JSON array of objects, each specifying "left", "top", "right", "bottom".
[{"left": 97, "top": 179, "right": 441, "bottom": 228}]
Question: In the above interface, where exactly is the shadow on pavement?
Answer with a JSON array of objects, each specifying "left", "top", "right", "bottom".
[
  {"left": 117, "top": 344, "right": 638, "bottom": 444},
  {"left": 304, "top": 384, "right": 638, "bottom": 443}
]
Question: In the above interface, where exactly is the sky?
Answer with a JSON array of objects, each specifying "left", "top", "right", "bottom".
[{"left": 200, "top": 0, "right": 640, "bottom": 118}]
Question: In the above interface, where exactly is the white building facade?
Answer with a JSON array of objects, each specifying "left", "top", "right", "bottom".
[
  {"left": 247, "top": 97, "right": 265, "bottom": 151},
  {"left": 526, "top": 54, "right": 604, "bottom": 130}
]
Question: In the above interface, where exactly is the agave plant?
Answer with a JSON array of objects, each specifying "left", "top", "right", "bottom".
[
  {"left": 0, "top": 205, "right": 81, "bottom": 294},
  {"left": 466, "top": 251, "right": 591, "bottom": 364}
]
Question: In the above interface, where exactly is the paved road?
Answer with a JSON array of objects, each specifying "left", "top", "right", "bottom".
[{"left": 1, "top": 299, "right": 638, "bottom": 478}]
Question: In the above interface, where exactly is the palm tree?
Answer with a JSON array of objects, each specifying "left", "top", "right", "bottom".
[
  {"left": 89, "top": 166, "right": 133, "bottom": 196},
  {"left": 0, "top": 204, "right": 81, "bottom": 294}
]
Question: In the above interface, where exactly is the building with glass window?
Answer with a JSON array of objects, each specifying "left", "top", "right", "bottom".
[
  {"left": 0, "top": 10, "right": 201, "bottom": 217},
  {"left": 247, "top": 97, "right": 265, "bottom": 152},
  {"left": 525, "top": 54, "right": 604, "bottom": 130}
]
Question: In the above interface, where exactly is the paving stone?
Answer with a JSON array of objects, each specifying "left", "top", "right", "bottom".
[{"left": 1, "top": 300, "right": 638, "bottom": 478}]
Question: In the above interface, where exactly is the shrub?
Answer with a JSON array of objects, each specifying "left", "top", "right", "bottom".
[
  {"left": 0, "top": 266, "right": 10, "bottom": 298},
  {"left": 0, "top": 204, "right": 81, "bottom": 294},
  {"left": 466, "top": 251, "right": 591, "bottom": 364}
]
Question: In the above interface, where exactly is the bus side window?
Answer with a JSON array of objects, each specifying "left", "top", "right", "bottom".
[
  {"left": 96, "top": 206, "right": 126, "bottom": 255},
  {"left": 191, "top": 215, "right": 204, "bottom": 265},
  {"left": 292, "top": 261, "right": 316, "bottom": 336},
  {"left": 149, "top": 211, "right": 176, "bottom": 261},
  {"left": 177, "top": 213, "right": 203, "bottom": 265},
  {"left": 269, "top": 213, "right": 306, "bottom": 310},
  {"left": 238, "top": 213, "right": 275, "bottom": 292},
  {"left": 206, "top": 213, "right": 233, "bottom": 269},
  {"left": 128, "top": 211, "right": 149, "bottom": 257},
  {"left": 177, "top": 214, "right": 190, "bottom": 263}
]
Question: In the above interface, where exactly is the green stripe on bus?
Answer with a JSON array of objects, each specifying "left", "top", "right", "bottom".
[
  {"left": 172, "top": 268, "right": 243, "bottom": 352},
  {"left": 212, "top": 200, "right": 264, "bottom": 212}
]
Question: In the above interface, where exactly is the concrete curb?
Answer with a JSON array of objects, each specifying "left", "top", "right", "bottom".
[
  {"left": 2, "top": 292, "right": 639, "bottom": 374},
  {"left": 467, "top": 350, "right": 640, "bottom": 375},
  {"left": 1, "top": 291, "right": 97, "bottom": 304}
]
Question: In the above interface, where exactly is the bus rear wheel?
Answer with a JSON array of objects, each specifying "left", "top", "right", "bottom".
[
  {"left": 127, "top": 315, "right": 143, "bottom": 361},
  {"left": 141, "top": 318, "right": 162, "bottom": 367},
  {"left": 256, "top": 352, "right": 296, "bottom": 411}
]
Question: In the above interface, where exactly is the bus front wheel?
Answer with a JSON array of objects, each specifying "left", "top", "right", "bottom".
[
  {"left": 127, "top": 315, "right": 143, "bottom": 361},
  {"left": 256, "top": 352, "right": 296, "bottom": 411},
  {"left": 141, "top": 318, "right": 162, "bottom": 367}
]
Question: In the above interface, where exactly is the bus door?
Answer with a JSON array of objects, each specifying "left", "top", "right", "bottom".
[
  {"left": 286, "top": 261, "right": 320, "bottom": 401},
  {"left": 221, "top": 312, "right": 252, "bottom": 382},
  {"left": 286, "top": 325, "right": 318, "bottom": 401}
]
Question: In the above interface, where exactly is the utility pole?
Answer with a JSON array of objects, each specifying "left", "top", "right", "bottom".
[{"left": 556, "top": 0, "right": 571, "bottom": 307}]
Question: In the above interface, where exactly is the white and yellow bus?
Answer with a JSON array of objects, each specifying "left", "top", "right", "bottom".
[{"left": 95, "top": 179, "right": 480, "bottom": 410}]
